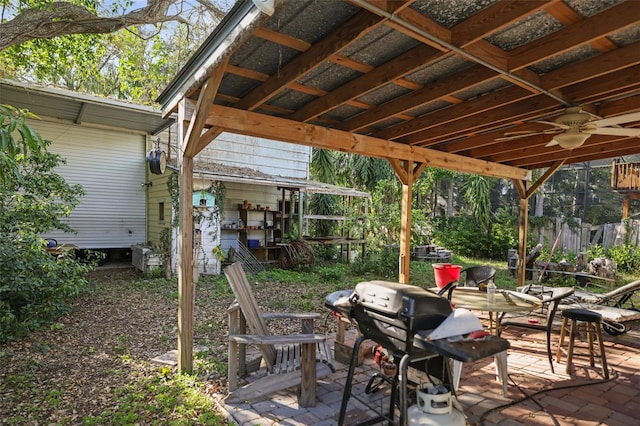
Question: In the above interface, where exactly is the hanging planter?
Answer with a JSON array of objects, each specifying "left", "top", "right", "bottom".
[{"left": 147, "top": 149, "right": 166, "bottom": 175}]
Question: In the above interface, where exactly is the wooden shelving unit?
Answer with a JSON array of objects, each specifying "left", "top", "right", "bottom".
[{"left": 237, "top": 207, "right": 282, "bottom": 263}]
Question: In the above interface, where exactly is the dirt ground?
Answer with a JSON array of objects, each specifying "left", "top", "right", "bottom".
[{"left": 0, "top": 266, "right": 340, "bottom": 424}]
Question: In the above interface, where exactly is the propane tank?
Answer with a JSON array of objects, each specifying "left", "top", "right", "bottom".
[{"left": 408, "top": 384, "right": 466, "bottom": 426}]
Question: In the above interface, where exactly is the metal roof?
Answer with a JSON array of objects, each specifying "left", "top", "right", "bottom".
[
  {"left": 170, "top": 161, "right": 370, "bottom": 198},
  {"left": 1, "top": 79, "right": 174, "bottom": 135},
  {"left": 157, "top": 0, "right": 640, "bottom": 180}
]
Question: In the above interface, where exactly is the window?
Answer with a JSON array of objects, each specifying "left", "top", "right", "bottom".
[{"left": 159, "top": 202, "right": 165, "bottom": 222}]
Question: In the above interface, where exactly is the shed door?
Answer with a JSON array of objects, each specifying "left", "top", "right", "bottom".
[{"left": 29, "top": 121, "right": 147, "bottom": 249}]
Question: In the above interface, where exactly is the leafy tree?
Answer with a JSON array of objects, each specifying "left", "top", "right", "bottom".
[
  {"left": 462, "top": 174, "right": 493, "bottom": 232},
  {"left": 0, "top": 0, "right": 184, "bottom": 50},
  {"left": 0, "top": 106, "right": 93, "bottom": 342},
  {"left": 0, "top": 0, "right": 230, "bottom": 104}
]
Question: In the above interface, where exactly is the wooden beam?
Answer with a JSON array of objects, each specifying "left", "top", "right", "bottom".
[
  {"left": 379, "top": 86, "right": 534, "bottom": 142},
  {"left": 452, "top": 0, "right": 550, "bottom": 48},
  {"left": 177, "top": 99, "right": 194, "bottom": 374},
  {"left": 562, "top": 65, "right": 640, "bottom": 104},
  {"left": 539, "top": 41, "right": 640, "bottom": 91},
  {"left": 160, "top": 7, "right": 263, "bottom": 118},
  {"left": 191, "top": 102, "right": 531, "bottom": 181},
  {"left": 525, "top": 160, "right": 566, "bottom": 199},
  {"left": 392, "top": 160, "right": 416, "bottom": 284},
  {"left": 388, "top": 158, "right": 408, "bottom": 183},
  {"left": 288, "top": 43, "right": 443, "bottom": 122},
  {"left": 517, "top": 196, "right": 528, "bottom": 287},
  {"left": 234, "top": 9, "right": 384, "bottom": 111},
  {"left": 337, "top": 65, "right": 498, "bottom": 132},
  {"left": 193, "top": 127, "right": 224, "bottom": 156},
  {"left": 508, "top": 2, "right": 640, "bottom": 70},
  {"left": 183, "top": 61, "right": 227, "bottom": 157}
]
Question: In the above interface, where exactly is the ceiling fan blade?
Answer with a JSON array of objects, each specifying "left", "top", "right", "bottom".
[
  {"left": 535, "top": 120, "right": 570, "bottom": 129},
  {"left": 504, "top": 130, "right": 539, "bottom": 135},
  {"left": 591, "top": 111, "right": 640, "bottom": 128},
  {"left": 587, "top": 127, "right": 640, "bottom": 137},
  {"left": 495, "top": 134, "right": 534, "bottom": 141},
  {"left": 496, "top": 128, "right": 560, "bottom": 141}
]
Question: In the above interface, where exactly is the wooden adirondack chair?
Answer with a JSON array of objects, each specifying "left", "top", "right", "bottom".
[{"left": 224, "top": 262, "right": 333, "bottom": 407}]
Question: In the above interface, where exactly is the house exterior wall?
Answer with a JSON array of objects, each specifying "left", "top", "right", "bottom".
[
  {"left": 148, "top": 130, "right": 311, "bottom": 256},
  {"left": 191, "top": 132, "right": 311, "bottom": 179},
  {"left": 147, "top": 171, "right": 172, "bottom": 245},
  {"left": 29, "top": 120, "right": 148, "bottom": 249}
]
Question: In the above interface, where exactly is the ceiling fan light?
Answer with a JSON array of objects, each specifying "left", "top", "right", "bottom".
[{"left": 553, "top": 130, "right": 591, "bottom": 149}]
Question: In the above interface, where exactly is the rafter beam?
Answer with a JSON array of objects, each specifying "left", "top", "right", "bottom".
[
  {"left": 337, "top": 64, "right": 498, "bottom": 132},
  {"left": 288, "top": 43, "right": 443, "bottom": 122},
  {"left": 233, "top": 9, "right": 384, "bottom": 111},
  {"left": 182, "top": 60, "right": 227, "bottom": 157},
  {"left": 508, "top": 1, "right": 640, "bottom": 70},
  {"left": 185, "top": 101, "right": 530, "bottom": 181},
  {"left": 452, "top": 0, "right": 550, "bottom": 48}
]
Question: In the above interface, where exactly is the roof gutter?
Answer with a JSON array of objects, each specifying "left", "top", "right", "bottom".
[{"left": 350, "top": 0, "right": 570, "bottom": 107}]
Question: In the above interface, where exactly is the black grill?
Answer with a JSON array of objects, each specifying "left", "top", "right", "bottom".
[
  {"left": 326, "top": 281, "right": 510, "bottom": 426},
  {"left": 348, "top": 281, "right": 452, "bottom": 354}
]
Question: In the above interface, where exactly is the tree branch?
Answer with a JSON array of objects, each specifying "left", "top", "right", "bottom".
[{"left": 0, "top": 0, "right": 186, "bottom": 50}]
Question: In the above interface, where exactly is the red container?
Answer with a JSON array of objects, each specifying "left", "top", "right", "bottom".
[{"left": 432, "top": 263, "right": 462, "bottom": 289}]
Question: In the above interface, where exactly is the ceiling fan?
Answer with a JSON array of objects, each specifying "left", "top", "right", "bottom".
[{"left": 497, "top": 107, "right": 640, "bottom": 149}]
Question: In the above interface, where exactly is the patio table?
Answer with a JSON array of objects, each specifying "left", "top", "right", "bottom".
[
  {"left": 449, "top": 287, "right": 541, "bottom": 335},
  {"left": 446, "top": 287, "right": 541, "bottom": 395}
]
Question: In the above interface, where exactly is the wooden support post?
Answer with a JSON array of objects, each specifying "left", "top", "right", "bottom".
[
  {"left": 622, "top": 195, "right": 630, "bottom": 219},
  {"left": 513, "top": 161, "right": 564, "bottom": 287},
  {"left": 399, "top": 179, "right": 412, "bottom": 284},
  {"left": 517, "top": 197, "right": 528, "bottom": 287},
  {"left": 178, "top": 155, "right": 194, "bottom": 373},
  {"left": 300, "top": 342, "right": 316, "bottom": 407},
  {"left": 388, "top": 159, "right": 427, "bottom": 284},
  {"left": 177, "top": 99, "right": 195, "bottom": 374}
]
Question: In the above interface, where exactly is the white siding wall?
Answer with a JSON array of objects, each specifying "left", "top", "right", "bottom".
[
  {"left": 28, "top": 120, "right": 147, "bottom": 249},
  {"left": 195, "top": 132, "right": 311, "bottom": 179}
]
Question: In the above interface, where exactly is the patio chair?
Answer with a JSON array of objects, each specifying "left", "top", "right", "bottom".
[
  {"left": 224, "top": 262, "right": 334, "bottom": 407},
  {"left": 500, "top": 286, "right": 575, "bottom": 373},
  {"left": 460, "top": 265, "right": 496, "bottom": 287},
  {"left": 567, "top": 279, "right": 640, "bottom": 309},
  {"left": 561, "top": 280, "right": 640, "bottom": 335}
]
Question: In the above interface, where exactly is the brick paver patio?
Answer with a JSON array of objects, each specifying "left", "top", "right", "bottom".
[{"left": 214, "top": 325, "right": 639, "bottom": 425}]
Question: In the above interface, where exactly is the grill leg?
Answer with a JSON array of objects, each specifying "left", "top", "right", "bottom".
[
  {"left": 398, "top": 354, "right": 411, "bottom": 426},
  {"left": 338, "top": 335, "right": 367, "bottom": 426},
  {"left": 338, "top": 336, "right": 398, "bottom": 426}
]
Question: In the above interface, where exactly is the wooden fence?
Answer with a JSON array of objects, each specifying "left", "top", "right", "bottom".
[{"left": 530, "top": 218, "right": 640, "bottom": 253}]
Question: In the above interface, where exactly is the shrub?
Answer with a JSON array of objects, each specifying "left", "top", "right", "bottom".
[
  {"left": 349, "top": 245, "right": 399, "bottom": 279},
  {"left": 0, "top": 106, "right": 96, "bottom": 343},
  {"left": 606, "top": 244, "right": 640, "bottom": 273}
]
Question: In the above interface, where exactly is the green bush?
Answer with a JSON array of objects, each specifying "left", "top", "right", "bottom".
[
  {"left": 432, "top": 215, "right": 491, "bottom": 258},
  {"left": 317, "top": 264, "right": 348, "bottom": 283},
  {"left": 349, "top": 245, "right": 399, "bottom": 279},
  {"left": 0, "top": 235, "right": 96, "bottom": 342},
  {"left": 606, "top": 244, "right": 640, "bottom": 273},
  {"left": 430, "top": 213, "right": 518, "bottom": 261},
  {"left": 0, "top": 106, "right": 96, "bottom": 343}
]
